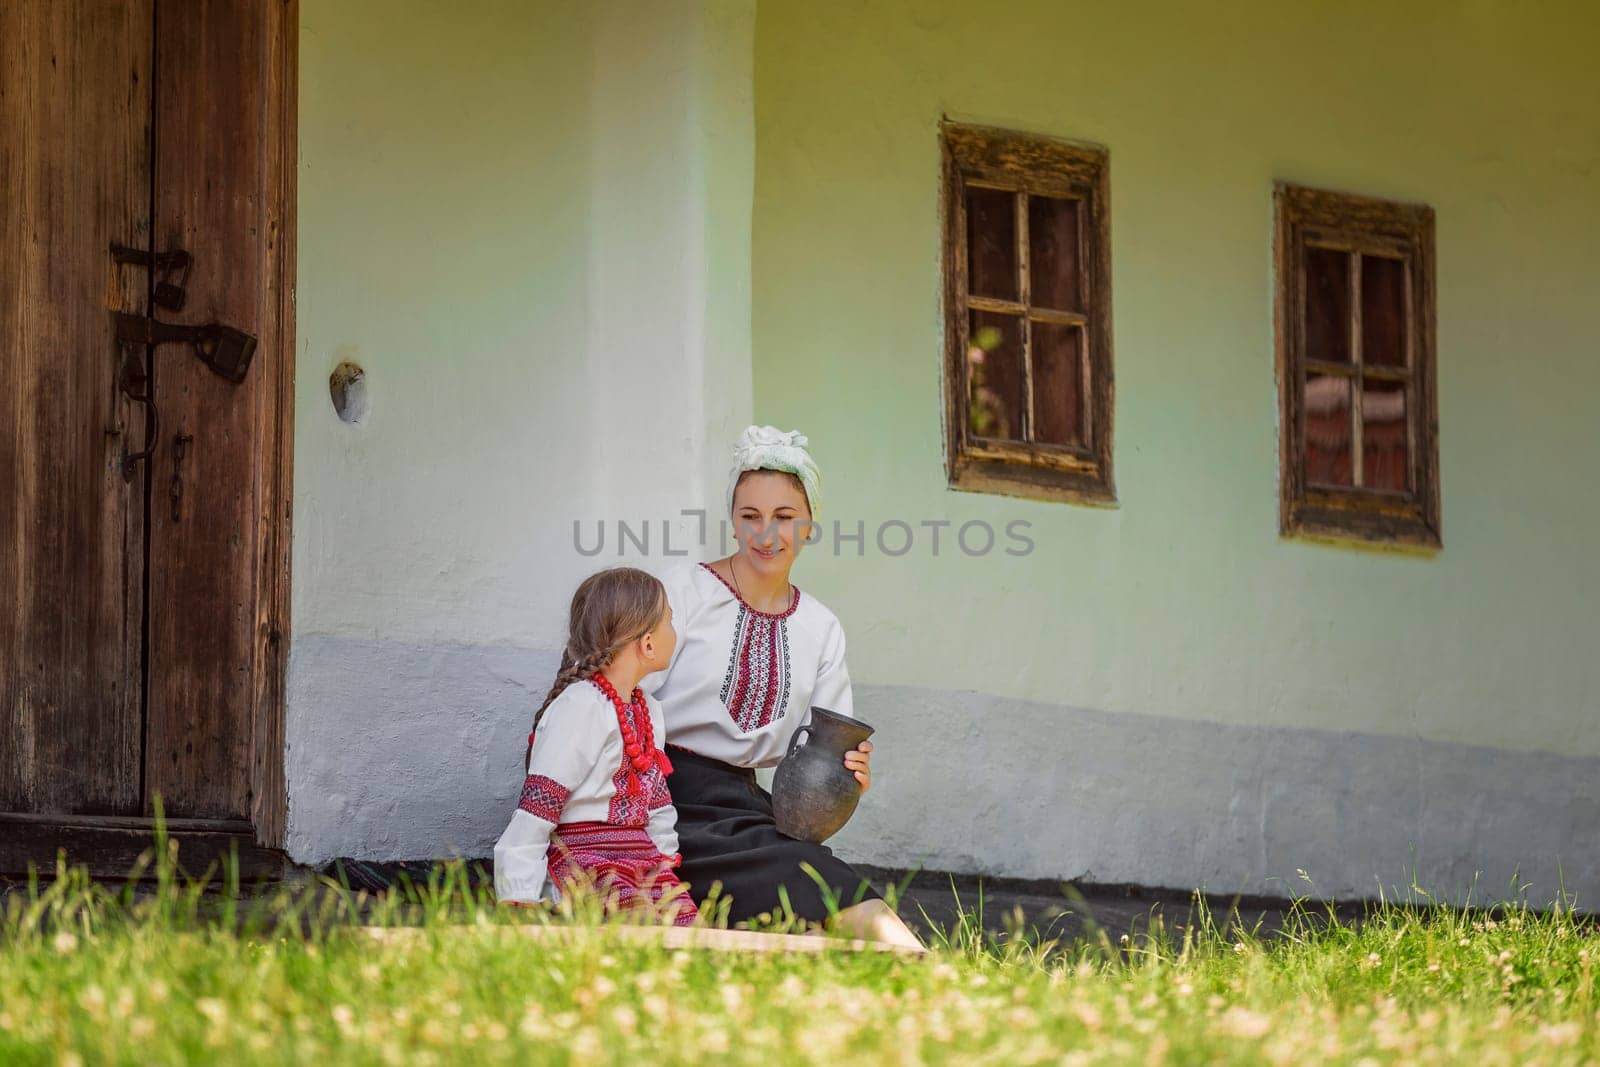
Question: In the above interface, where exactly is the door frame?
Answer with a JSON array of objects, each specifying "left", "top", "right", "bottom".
[{"left": 248, "top": 0, "right": 297, "bottom": 849}]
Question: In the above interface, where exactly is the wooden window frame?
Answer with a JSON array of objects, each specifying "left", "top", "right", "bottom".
[
  {"left": 941, "top": 122, "right": 1115, "bottom": 505},
  {"left": 1274, "top": 182, "right": 1440, "bottom": 550}
]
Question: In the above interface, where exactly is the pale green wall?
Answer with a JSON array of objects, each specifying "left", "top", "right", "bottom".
[
  {"left": 294, "top": 0, "right": 752, "bottom": 649},
  {"left": 752, "top": 0, "right": 1600, "bottom": 758},
  {"left": 288, "top": 0, "right": 755, "bottom": 862}
]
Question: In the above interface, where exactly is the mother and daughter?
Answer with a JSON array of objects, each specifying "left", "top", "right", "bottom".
[{"left": 493, "top": 426, "right": 923, "bottom": 950}]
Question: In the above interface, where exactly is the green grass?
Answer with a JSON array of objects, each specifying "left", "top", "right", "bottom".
[{"left": 3, "top": 843, "right": 1598, "bottom": 1065}]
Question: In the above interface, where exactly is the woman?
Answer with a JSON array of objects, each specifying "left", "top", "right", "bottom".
[{"left": 642, "top": 425, "right": 924, "bottom": 950}]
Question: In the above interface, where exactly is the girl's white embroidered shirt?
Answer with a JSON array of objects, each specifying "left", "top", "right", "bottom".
[
  {"left": 642, "top": 561, "right": 854, "bottom": 768},
  {"left": 492, "top": 682, "right": 680, "bottom": 905}
]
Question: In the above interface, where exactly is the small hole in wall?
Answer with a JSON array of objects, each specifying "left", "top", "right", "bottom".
[{"left": 329, "top": 361, "right": 369, "bottom": 425}]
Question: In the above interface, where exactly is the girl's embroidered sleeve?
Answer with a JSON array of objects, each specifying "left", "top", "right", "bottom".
[
  {"left": 493, "top": 695, "right": 603, "bottom": 905},
  {"left": 492, "top": 807, "right": 556, "bottom": 905},
  {"left": 812, "top": 617, "right": 855, "bottom": 719}
]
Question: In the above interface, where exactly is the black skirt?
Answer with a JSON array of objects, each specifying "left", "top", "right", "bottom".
[{"left": 665, "top": 744, "right": 881, "bottom": 926}]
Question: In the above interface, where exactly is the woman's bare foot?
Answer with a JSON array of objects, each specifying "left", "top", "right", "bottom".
[{"left": 831, "top": 899, "right": 928, "bottom": 954}]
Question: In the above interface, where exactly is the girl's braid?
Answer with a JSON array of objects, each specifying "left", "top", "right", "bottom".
[{"left": 524, "top": 643, "right": 614, "bottom": 772}]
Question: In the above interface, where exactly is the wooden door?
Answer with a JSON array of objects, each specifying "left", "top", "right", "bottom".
[
  {"left": 145, "top": 1, "right": 278, "bottom": 823},
  {"left": 0, "top": 0, "right": 293, "bottom": 853},
  {"left": 1, "top": 0, "right": 153, "bottom": 819}
]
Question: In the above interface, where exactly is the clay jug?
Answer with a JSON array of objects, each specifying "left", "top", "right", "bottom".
[{"left": 771, "top": 707, "right": 875, "bottom": 843}]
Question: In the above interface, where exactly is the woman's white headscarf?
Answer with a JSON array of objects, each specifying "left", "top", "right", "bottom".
[{"left": 726, "top": 425, "right": 821, "bottom": 520}]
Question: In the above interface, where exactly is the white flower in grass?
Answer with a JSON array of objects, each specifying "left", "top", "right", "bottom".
[
  {"left": 719, "top": 984, "right": 743, "bottom": 1013},
  {"left": 51, "top": 931, "right": 77, "bottom": 954},
  {"left": 1540, "top": 1022, "right": 1583, "bottom": 1046},
  {"left": 1069, "top": 1002, "right": 1102, "bottom": 1030},
  {"left": 570, "top": 1028, "right": 602, "bottom": 1060},
  {"left": 1215, "top": 1006, "right": 1271, "bottom": 1039},
  {"left": 518, "top": 1008, "right": 549, "bottom": 1040}
]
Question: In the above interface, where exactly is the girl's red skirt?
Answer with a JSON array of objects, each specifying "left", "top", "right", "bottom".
[{"left": 547, "top": 821, "right": 697, "bottom": 927}]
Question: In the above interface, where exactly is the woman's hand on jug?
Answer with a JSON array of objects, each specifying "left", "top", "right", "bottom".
[{"left": 844, "top": 740, "right": 873, "bottom": 794}]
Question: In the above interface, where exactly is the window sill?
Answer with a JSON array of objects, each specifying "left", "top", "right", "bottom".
[
  {"left": 1282, "top": 500, "right": 1441, "bottom": 553},
  {"left": 949, "top": 453, "right": 1117, "bottom": 507}
]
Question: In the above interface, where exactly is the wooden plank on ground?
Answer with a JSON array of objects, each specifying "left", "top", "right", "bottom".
[{"left": 360, "top": 922, "right": 923, "bottom": 956}]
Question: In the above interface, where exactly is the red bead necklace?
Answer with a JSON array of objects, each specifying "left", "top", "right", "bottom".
[{"left": 590, "top": 672, "right": 673, "bottom": 791}]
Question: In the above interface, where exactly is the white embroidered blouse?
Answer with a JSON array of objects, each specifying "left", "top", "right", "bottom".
[
  {"left": 641, "top": 561, "right": 855, "bottom": 768},
  {"left": 492, "top": 681, "right": 681, "bottom": 905}
]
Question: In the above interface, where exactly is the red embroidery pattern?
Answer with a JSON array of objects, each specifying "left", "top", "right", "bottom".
[
  {"left": 698, "top": 562, "right": 799, "bottom": 734},
  {"left": 547, "top": 821, "right": 697, "bottom": 926},
  {"left": 648, "top": 770, "right": 672, "bottom": 811},
  {"left": 719, "top": 606, "right": 793, "bottom": 732},
  {"left": 517, "top": 774, "right": 570, "bottom": 823}
]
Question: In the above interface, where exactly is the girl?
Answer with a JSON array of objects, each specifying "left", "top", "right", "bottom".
[
  {"left": 493, "top": 567, "right": 697, "bottom": 926},
  {"left": 642, "top": 425, "right": 925, "bottom": 950}
]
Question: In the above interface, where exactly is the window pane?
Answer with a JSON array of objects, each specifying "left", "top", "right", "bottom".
[
  {"left": 1305, "top": 247, "right": 1351, "bottom": 364},
  {"left": 1032, "top": 322, "right": 1083, "bottom": 447},
  {"left": 966, "top": 187, "right": 1017, "bottom": 301},
  {"left": 1362, "top": 378, "right": 1409, "bottom": 491},
  {"left": 1361, "top": 255, "right": 1407, "bottom": 368},
  {"left": 1304, "top": 374, "right": 1352, "bottom": 486},
  {"left": 968, "top": 310, "right": 1024, "bottom": 441},
  {"left": 1028, "top": 195, "right": 1081, "bottom": 312}
]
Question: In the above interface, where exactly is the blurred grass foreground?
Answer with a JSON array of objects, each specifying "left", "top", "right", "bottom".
[{"left": 3, "top": 828, "right": 1599, "bottom": 1065}]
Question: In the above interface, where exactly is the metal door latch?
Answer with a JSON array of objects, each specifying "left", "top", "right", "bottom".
[
  {"left": 110, "top": 242, "right": 192, "bottom": 311},
  {"left": 108, "top": 313, "right": 258, "bottom": 480},
  {"left": 112, "top": 312, "right": 256, "bottom": 384}
]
